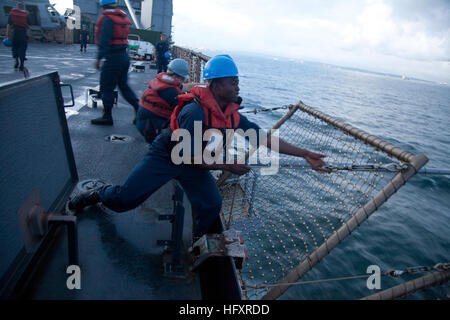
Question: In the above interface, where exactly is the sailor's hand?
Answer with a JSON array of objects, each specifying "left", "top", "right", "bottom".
[
  {"left": 225, "top": 164, "right": 251, "bottom": 176},
  {"left": 95, "top": 60, "right": 101, "bottom": 70},
  {"left": 305, "top": 151, "right": 328, "bottom": 172}
]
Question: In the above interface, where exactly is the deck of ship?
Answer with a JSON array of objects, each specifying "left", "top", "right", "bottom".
[
  {"left": 0, "top": 43, "right": 242, "bottom": 300},
  {"left": 22, "top": 62, "right": 202, "bottom": 299},
  {"left": 1, "top": 51, "right": 202, "bottom": 300}
]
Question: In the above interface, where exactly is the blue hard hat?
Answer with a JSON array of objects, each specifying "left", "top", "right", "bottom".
[
  {"left": 164, "top": 51, "right": 172, "bottom": 59},
  {"left": 168, "top": 58, "right": 189, "bottom": 78},
  {"left": 203, "top": 54, "right": 239, "bottom": 80},
  {"left": 100, "top": 0, "right": 117, "bottom": 6},
  {"left": 2, "top": 38, "right": 12, "bottom": 47}
]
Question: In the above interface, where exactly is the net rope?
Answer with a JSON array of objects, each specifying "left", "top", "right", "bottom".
[{"left": 218, "top": 103, "right": 424, "bottom": 300}]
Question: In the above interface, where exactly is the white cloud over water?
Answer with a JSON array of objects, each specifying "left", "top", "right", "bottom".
[
  {"left": 53, "top": 0, "right": 73, "bottom": 14},
  {"left": 173, "top": 0, "right": 450, "bottom": 82}
]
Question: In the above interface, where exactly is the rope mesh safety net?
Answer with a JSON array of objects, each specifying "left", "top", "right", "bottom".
[{"left": 218, "top": 102, "right": 427, "bottom": 300}]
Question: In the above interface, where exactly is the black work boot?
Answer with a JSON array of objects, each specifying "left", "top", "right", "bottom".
[
  {"left": 68, "top": 189, "right": 101, "bottom": 213},
  {"left": 91, "top": 111, "right": 113, "bottom": 126}
]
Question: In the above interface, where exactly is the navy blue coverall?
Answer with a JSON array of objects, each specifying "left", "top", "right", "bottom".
[
  {"left": 98, "top": 101, "right": 261, "bottom": 237},
  {"left": 155, "top": 41, "right": 169, "bottom": 73},
  {"left": 135, "top": 86, "right": 181, "bottom": 144},
  {"left": 97, "top": 17, "right": 139, "bottom": 113},
  {"left": 80, "top": 29, "right": 89, "bottom": 52}
]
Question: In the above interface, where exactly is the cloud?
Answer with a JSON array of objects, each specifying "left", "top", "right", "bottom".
[
  {"left": 53, "top": 0, "right": 73, "bottom": 14},
  {"left": 350, "top": 0, "right": 449, "bottom": 61},
  {"left": 171, "top": 0, "right": 450, "bottom": 81},
  {"left": 174, "top": 0, "right": 255, "bottom": 35},
  {"left": 358, "top": 0, "right": 395, "bottom": 47}
]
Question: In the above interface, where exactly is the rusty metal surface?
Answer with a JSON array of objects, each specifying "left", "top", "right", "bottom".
[{"left": 172, "top": 45, "right": 210, "bottom": 83}]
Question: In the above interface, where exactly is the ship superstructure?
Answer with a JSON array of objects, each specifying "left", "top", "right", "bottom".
[
  {"left": 0, "top": 0, "right": 65, "bottom": 39},
  {"left": 74, "top": 0, "right": 173, "bottom": 37}
]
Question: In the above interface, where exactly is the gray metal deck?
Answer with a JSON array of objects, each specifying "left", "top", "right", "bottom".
[
  {"left": 30, "top": 103, "right": 201, "bottom": 299},
  {"left": 1, "top": 44, "right": 242, "bottom": 300},
  {"left": 25, "top": 64, "right": 202, "bottom": 299}
]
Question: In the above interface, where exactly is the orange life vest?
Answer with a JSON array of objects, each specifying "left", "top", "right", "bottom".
[
  {"left": 140, "top": 73, "right": 183, "bottom": 119},
  {"left": 10, "top": 8, "right": 28, "bottom": 28},
  {"left": 95, "top": 9, "right": 131, "bottom": 46},
  {"left": 170, "top": 86, "right": 241, "bottom": 151}
]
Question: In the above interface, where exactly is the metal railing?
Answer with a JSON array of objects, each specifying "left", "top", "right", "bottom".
[{"left": 172, "top": 45, "right": 210, "bottom": 83}]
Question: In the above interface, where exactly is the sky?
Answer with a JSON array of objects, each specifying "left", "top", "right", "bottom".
[{"left": 53, "top": 0, "right": 450, "bottom": 82}]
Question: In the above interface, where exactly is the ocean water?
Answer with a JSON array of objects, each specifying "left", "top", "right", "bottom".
[{"left": 228, "top": 53, "right": 450, "bottom": 299}]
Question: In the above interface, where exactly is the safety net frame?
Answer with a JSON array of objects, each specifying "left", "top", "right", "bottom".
[{"left": 217, "top": 101, "right": 429, "bottom": 300}]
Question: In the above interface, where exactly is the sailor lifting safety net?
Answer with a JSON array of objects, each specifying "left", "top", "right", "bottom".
[{"left": 217, "top": 101, "right": 429, "bottom": 300}]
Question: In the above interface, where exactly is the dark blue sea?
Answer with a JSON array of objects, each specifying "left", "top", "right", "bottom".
[{"left": 216, "top": 52, "right": 450, "bottom": 299}]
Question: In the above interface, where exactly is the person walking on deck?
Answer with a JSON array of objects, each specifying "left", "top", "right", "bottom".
[
  {"left": 92, "top": 0, "right": 139, "bottom": 126},
  {"left": 154, "top": 33, "right": 170, "bottom": 74},
  {"left": 6, "top": 1, "right": 30, "bottom": 71},
  {"left": 68, "top": 55, "right": 327, "bottom": 238},
  {"left": 80, "top": 24, "right": 89, "bottom": 53}
]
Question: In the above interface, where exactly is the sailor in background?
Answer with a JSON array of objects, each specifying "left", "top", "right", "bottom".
[
  {"left": 6, "top": 1, "right": 31, "bottom": 71},
  {"left": 93, "top": 0, "right": 140, "bottom": 126},
  {"left": 136, "top": 58, "right": 201, "bottom": 144},
  {"left": 68, "top": 55, "right": 327, "bottom": 238},
  {"left": 154, "top": 33, "right": 170, "bottom": 74},
  {"left": 80, "top": 24, "right": 89, "bottom": 53}
]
